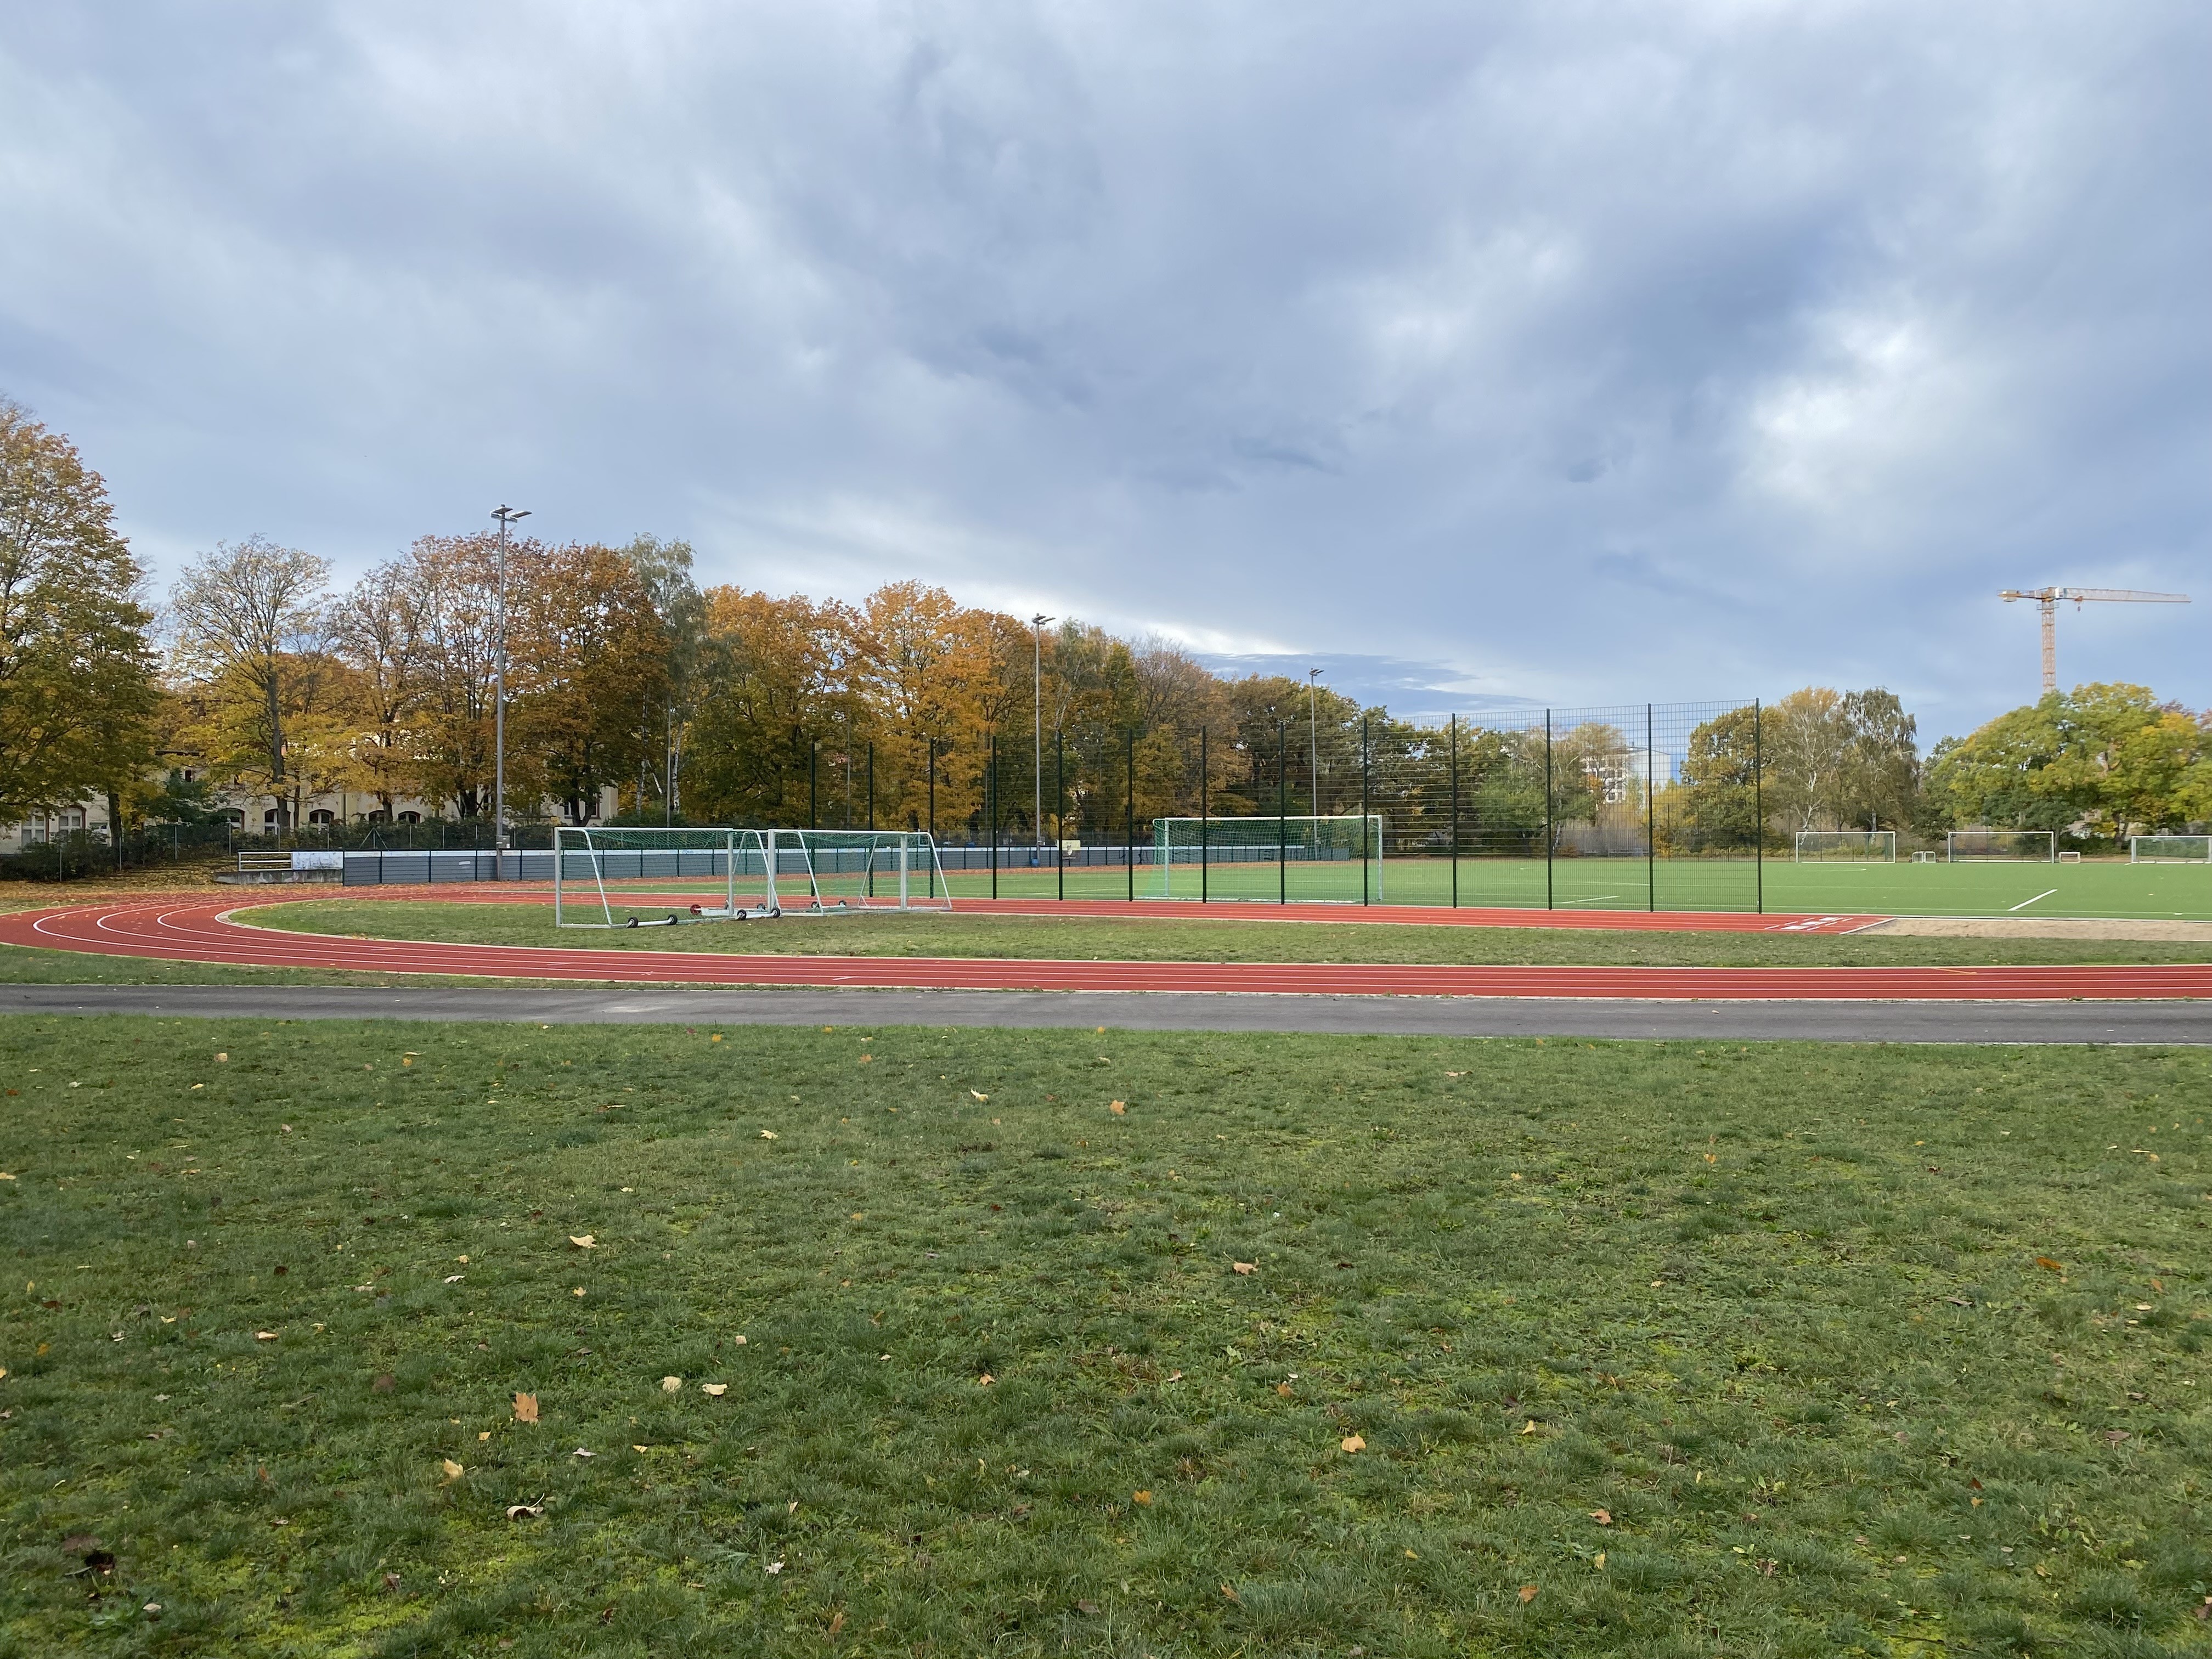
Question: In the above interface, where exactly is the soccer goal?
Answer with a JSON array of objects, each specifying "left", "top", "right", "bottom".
[
  {"left": 1150, "top": 814, "right": 1384, "bottom": 902},
  {"left": 1946, "top": 829, "right": 2057, "bottom": 863},
  {"left": 1794, "top": 830, "right": 1897, "bottom": 864},
  {"left": 552, "top": 826, "right": 950, "bottom": 927},
  {"left": 2131, "top": 834, "right": 2212, "bottom": 864}
]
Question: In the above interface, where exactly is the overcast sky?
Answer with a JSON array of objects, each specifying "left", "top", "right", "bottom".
[{"left": 4, "top": 3, "right": 2207, "bottom": 737}]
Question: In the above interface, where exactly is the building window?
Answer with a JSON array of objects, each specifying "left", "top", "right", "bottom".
[
  {"left": 59, "top": 809, "right": 84, "bottom": 833},
  {"left": 264, "top": 809, "right": 280, "bottom": 828},
  {"left": 397, "top": 811, "right": 421, "bottom": 825},
  {"left": 308, "top": 809, "right": 335, "bottom": 826}
]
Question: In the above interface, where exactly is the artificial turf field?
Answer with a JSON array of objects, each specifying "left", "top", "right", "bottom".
[
  {"left": 909, "top": 856, "right": 2212, "bottom": 921},
  {"left": 241, "top": 900, "right": 2212, "bottom": 972},
  {"left": 5, "top": 1019, "right": 2211, "bottom": 1657}
]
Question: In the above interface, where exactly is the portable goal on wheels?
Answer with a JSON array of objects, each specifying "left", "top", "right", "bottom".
[
  {"left": 1149, "top": 814, "right": 1383, "bottom": 902},
  {"left": 1946, "top": 829, "right": 2057, "bottom": 863},
  {"left": 552, "top": 827, "right": 951, "bottom": 928},
  {"left": 1793, "top": 830, "right": 1897, "bottom": 863},
  {"left": 2130, "top": 834, "right": 2212, "bottom": 864}
]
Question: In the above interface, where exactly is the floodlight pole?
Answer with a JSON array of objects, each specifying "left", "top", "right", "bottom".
[
  {"left": 1306, "top": 669, "right": 1322, "bottom": 816},
  {"left": 491, "top": 505, "right": 531, "bottom": 880},
  {"left": 1031, "top": 614, "right": 1054, "bottom": 849}
]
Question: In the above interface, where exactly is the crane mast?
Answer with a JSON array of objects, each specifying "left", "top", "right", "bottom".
[{"left": 1998, "top": 586, "right": 2190, "bottom": 694}]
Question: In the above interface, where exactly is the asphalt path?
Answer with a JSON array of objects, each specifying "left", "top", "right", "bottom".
[{"left": 4, "top": 983, "right": 2207, "bottom": 1043}]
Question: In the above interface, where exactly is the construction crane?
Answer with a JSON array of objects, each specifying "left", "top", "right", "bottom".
[{"left": 1999, "top": 586, "right": 2191, "bottom": 694}]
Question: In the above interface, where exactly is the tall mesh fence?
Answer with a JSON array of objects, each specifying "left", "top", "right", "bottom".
[{"left": 671, "top": 701, "right": 1776, "bottom": 913}]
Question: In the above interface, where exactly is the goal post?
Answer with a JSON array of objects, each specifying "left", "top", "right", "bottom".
[
  {"left": 1149, "top": 814, "right": 1384, "bottom": 901},
  {"left": 1946, "top": 829, "right": 2057, "bottom": 863},
  {"left": 2131, "top": 834, "right": 2212, "bottom": 864},
  {"left": 552, "top": 826, "right": 950, "bottom": 927},
  {"left": 1793, "top": 830, "right": 1898, "bottom": 864}
]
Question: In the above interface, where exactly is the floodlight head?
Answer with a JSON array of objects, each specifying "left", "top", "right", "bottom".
[
  {"left": 492, "top": 505, "right": 531, "bottom": 524},
  {"left": 1032, "top": 613, "right": 1054, "bottom": 627}
]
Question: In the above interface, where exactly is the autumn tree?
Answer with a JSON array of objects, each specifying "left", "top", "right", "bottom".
[
  {"left": 168, "top": 535, "right": 339, "bottom": 831},
  {"left": 1928, "top": 685, "right": 2208, "bottom": 843},
  {"left": 0, "top": 398, "right": 160, "bottom": 829}
]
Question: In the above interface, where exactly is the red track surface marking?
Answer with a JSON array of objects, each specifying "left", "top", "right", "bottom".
[{"left": 2, "top": 890, "right": 2206, "bottom": 1001}]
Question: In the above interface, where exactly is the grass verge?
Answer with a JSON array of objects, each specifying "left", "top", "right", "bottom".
[
  {"left": 240, "top": 899, "right": 2212, "bottom": 970},
  {"left": 4, "top": 1020, "right": 2212, "bottom": 1655}
]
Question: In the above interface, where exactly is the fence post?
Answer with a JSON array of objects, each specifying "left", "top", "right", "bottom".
[
  {"left": 1200, "top": 726, "right": 1209, "bottom": 904},
  {"left": 1361, "top": 714, "right": 1370, "bottom": 906},
  {"left": 1647, "top": 703, "right": 1657, "bottom": 913},
  {"left": 1056, "top": 727, "right": 1065, "bottom": 901},
  {"left": 1753, "top": 699, "right": 1764, "bottom": 915},
  {"left": 1449, "top": 713, "right": 1459, "bottom": 909},
  {"left": 1544, "top": 711, "right": 1554, "bottom": 911},
  {"left": 1126, "top": 728, "right": 1136, "bottom": 902},
  {"left": 928, "top": 738, "right": 936, "bottom": 847},
  {"left": 1277, "top": 719, "right": 1288, "bottom": 906},
  {"left": 989, "top": 733, "right": 998, "bottom": 900},
  {"left": 809, "top": 739, "right": 818, "bottom": 831}
]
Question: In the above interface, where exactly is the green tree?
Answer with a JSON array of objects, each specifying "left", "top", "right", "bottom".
[
  {"left": 1926, "top": 684, "right": 2205, "bottom": 844},
  {"left": 0, "top": 399, "right": 160, "bottom": 827}
]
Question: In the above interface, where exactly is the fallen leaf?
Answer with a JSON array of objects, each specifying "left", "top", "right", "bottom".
[
  {"left": 513, "top": 1392, "right": 539, "bottom": 1423},
  {"left": 1074, "top": 1599, "right": 1098, "bottom": 1615},
  {"left": 662, "top": 1376, "right": 683, "bottom": 1393},
  {"left": 505, "top": 1502, "right": 543, "bottom": 1521},
  {"left": 444, "top": 1273, "right": 464, "bottom": 1284},
  {"left": 441, "top": 1458, "right": 464, "bottom": 1482},
  {"left": 1220, "top": 1583, "right": 1241, "bottom": 1604},
  {"left": 1518, "top": 1584, "right": 1539, "bottom": 1604},
  {"left": 215, "top": 1053, "right": 227, "bottom": 1062},
  {"left": 1232, "top": 1261, "right": 1256, "bottom": 1276},
  {"left": 765, "top": 1560, "right": 785, "bottom": 1575},
  {"left": 569, "top": 1235, "right": 596, "bottom": 1250},
  {"left": 371, "top": 1373, "right": 394, "bottom": 1392},
  {"left": 759, "top": 1130, "right": 777, "bottom": 1139},
  {"left": 970, "top": 1090, "right": 989, "bottom": 1101},
  {"left": 733, "top": 1334, "right": 747, "bottom": 1345},
  {"left": 977, "top": 1373, "right": 995, "bottom": 1387},
  {"left": 701, "top": 1383, "right": 728, "bottom": 1398},
  {"left": 573, "top": 1287, "right": 586, "bottom": 1297},
  {"left": 1591, "top": 1509, "right": 1612, "bottom": 1525},
  {"left": 1132, "top": 1489, "right": 1152, "bottom": 1504},
  {"left": 1109, "top": 1101, "right": 1126, "bottom": 1114},
  {"left": 1340, "top": 1434, "right": 1366, "bottom": 1453},
  {"left": 2035, "top": 1256, "right": 2064, "bottom": 1273},
  {"left": 0, "top": 1172, "right": 15, "bottom": 1181},
  {"left": 572, "top": 1447, "right": 595, "bottom": 1458},
  {"left": 1594, "top": 1551, "right": 1606, "bottom": 1570},
  {"left": 477, "top": 1430, "right": 490, "bottom": 1441},
  {"left": 256, "top": 1330, "right": 278, "bottom": 1341},
  {"left": 1276, "top": 1383, "right": 1294, "bottom": 1397},
  {"left": 827, "top": 1609, "right": 845, "bottom": 1635}
]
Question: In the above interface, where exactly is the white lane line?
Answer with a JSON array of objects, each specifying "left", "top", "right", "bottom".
[{"left": 2010, "top": 889, "right": 2059, "bottom": 911}]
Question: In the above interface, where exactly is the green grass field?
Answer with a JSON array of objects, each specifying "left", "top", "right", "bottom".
[
  {"left": 5, "top": 1018, "right": 2212, "bottom": 1656},
  {"left": 238, "top": 900, "right": 2212, "bottom": 971},
  {"left": 916, "top": 855, "right": 2212, "bottom": 920}
]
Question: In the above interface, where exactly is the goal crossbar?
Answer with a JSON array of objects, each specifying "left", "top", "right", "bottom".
[{"left": 552, "top": 827, "right": 951, "bottom": 927}]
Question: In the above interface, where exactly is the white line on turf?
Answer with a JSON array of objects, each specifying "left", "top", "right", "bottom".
[{"left": 2010, "top": 889, "right": 2059, "bottom": 911}]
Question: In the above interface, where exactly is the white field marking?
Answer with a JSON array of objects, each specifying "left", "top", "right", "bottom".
[
  {"left": 1776, "top": 916, "right": 1853, "bottom": 933},
  {"left": 1555, "top": 895, "right": 1622, "bottom": 905},
  {"left": 2010, "top": 889, "right": 2059, "bottom": 911}
]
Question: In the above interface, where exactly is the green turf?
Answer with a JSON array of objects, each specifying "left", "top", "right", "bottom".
[
  {"left": 5, "top": 1018, "right": 2212, "bottom": 1655},
  {"left": 238, "top": 899, "right": 2212, "bottom": 970},
  {"left": 912, "top": 855, "right": 2212, "bottom": 919}
]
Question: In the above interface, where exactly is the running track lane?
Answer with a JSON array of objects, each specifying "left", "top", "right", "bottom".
[{"left": 2, "top": 893, "right": 2208, "bottom": 1001}]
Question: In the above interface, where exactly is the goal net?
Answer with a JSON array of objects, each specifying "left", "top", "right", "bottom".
[
  {"left": 1149, "top": 814, "right": 1384, "bottom": 902},
  {"left": 2131, "top": 834, "right": 2212, "bottom": 864},
  {"left": 552, "top": 827, "right": 950, "bottom": 927},
  {"left": 1793, "top": 830, "right": 1898, "bottom": 864},
  {"left": 1946, "top": 829, "right": 2057, "bottom": 863}
]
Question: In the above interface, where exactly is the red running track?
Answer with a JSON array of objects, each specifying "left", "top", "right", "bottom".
[{"left": 1, "top": 889, "right": 2207, "bottom": 1001}]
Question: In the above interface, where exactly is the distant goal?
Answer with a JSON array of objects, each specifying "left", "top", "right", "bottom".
[
  {"left": 552, "top": 827, "right": 951, "bottom": 928},
  {"left": 2130, "top": 834, "right": 2212, "bottom": 865},
  {"left": 1946, "top": 829, "right": 2057, "bottom": 863},
  {"left": 1150, "top": 814, "right": 1383, "bottom": 902},
  {"left": 1794, "top": 830, "right": 1897, "bottom": 864}
]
